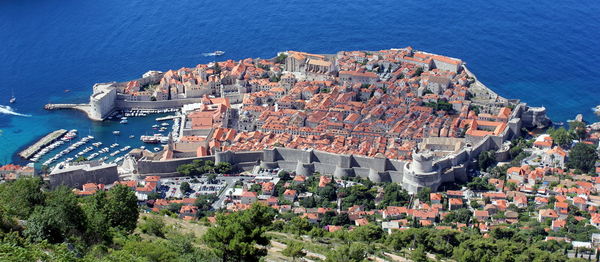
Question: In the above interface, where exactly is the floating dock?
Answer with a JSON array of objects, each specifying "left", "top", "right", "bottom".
[{"left": 19, "top": 129, "right": 68, "bottom": 159}]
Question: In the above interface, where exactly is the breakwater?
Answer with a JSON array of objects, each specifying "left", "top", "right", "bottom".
[{"left": 19, "top": 129, "right": 67, "bottom": 159}]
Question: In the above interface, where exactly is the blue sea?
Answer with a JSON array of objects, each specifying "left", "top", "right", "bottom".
[{"left": 1, "top": 0, "right": 599, "bottom": 164}]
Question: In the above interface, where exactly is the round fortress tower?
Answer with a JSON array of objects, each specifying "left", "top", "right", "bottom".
[
  {"left": 401, "top": 149, "right": 441, "bottom": 194},
  {"left": 411, "top": 150, "right": 434, "bottom": 173}
]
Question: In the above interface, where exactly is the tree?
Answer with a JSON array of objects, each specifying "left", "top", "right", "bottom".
[
  {"left": 139, "top": 216, "right": 167, "bottom": 238},
  {"left": 278, "top": 171, "right": 291, "bottom": 181},
  {"left": 416, "top": 187, "right": 431, "bottom": 204},
  {"left": 380, "top": 183, "right": 410, "bottom": 207},
  {"left": 105, "top": 185, "right": 139, "bottom": 232},
  {"left": 325, "top": 242, "right": 369, "bottom": 262},
  {"left": 317, "top": 184, "right": 337, "bottom": 201},
  {"left": 349, "top": 223, "right": 384, "bottom": 242},
  {"left": 82, "top": 190, "right": 111, "bottom": 245},
  {"left": 569, "top": 121, "right": 587, "bottom": 141},
  {"left": 284, "top": 217, "right": 313, "bottom": 236},
  {"left": 415, "top": 67, "right": 424, "bottom": 76},
  {"left": 74, "top": 156, "right": 88, "bottom": 162},
  {"left": 249, "top": 184, "right": 262, "bottom": 193},
  {"left": 195, "top": 194, "right": 217, "bottom": 216},
  {"left": 203, "top": 203, "right": 275, "bottom": 261},
  {"left": 0, "top": 177, "right": 44, "bottom": 218},
  {"left": 411, "top": 245, "right": 429, "bottom": 262},
  {"left": 147, "top": 191, "right": 161, "bottom": 200},
  {"left": 567, "top": 143, "right": 598, "bottom": 173},
  {"left": 467, "top": 177, "right": 495, "bottom": 191},
  {"left": 24, "top": 187, "right": 86, "bottom": 243},
  {"left": 206, "top": 173, "right": 217, "bottom": 184},
  {"left": 444, "top": 209, "right": 472, "bottom": 224},
  {"left": 478, "top": 150, "right": 496, "bottom": 171},
  {"left": 274, "top": 53, "right": 287, "bottom": 64},
  {"left": 282, "top": 242, "right": 306, "bottom": 261},
  {"left": 180, "top": 182, "right": 191, "bottom": 193},
  {"left": 549, "top": 127, "right": 572, "bottom": 148},
  {"left": 215, "top": 162, "right": 233, "bottom": 174}
]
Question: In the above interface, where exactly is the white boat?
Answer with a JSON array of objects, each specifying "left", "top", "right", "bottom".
[
  {"left": 9, "top": 88, "right": 15, "bottom": 103},
  {"left": 203, "top": 50, "right": 225, "bottom": 56},
  {"left": 129, "top": 135, "right": 135, "bottom": 139},
  {"left": 120, "top": 120, "right": 128, "bottom": 124},
  {"left": 153, "top": 147, "right": 161, "bottom": 152},
  {"left": 113, "top": 131, "right": 120, "bottom": 135}
]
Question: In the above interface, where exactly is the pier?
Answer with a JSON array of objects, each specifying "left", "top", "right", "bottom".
[
  {"left": 156, "top": 115, "right": 179, "bottom": 121},
  {"left": 45, "top": 103, "right": 91, "bottom": 112},
  {"left": 19, "top": 129, "right": 68, "bottom": 159}
]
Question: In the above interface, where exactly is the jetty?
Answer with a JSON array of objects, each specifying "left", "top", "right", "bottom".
[
  {"left": 19, "top": 129, "right": 68, "bottom": 159},
  {"left": 45, "top": 103, "right": 90, "bottom": 111}
]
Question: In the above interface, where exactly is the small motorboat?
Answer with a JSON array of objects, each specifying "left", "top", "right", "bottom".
[
  {"left": 9, "top": 88, "right": 15, "bottom": 103},
  {"left": 203, "top": 50, "right": 225, "bottom": 57},
  {"left": 113, "top": 131, "right": 121, "bottom": 135}
]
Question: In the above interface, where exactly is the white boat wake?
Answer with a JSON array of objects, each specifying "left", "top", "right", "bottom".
[{"left": 0, "top": 105, "right": 31, "bottom": 117}]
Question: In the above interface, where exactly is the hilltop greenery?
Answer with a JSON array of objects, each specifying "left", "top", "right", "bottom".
[{"left": 0, "top": 177, "right": 595, "bottom": 262}]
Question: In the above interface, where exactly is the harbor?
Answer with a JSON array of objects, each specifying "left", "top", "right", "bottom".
[{"left": 11, "top": 107, "right": 184, "bottom": 169}]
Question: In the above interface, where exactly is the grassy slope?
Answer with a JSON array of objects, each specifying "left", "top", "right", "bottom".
[{"left": 137, "top": 213, "right": 415, "bottom": 262}]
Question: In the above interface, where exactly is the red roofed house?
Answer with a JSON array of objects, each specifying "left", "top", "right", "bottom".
[
  {"left": 552, "top": 219, "right": 566, "bottom": 232},
  {"left": 591, "top": 213, "right": 600, "bottom": 228},
  {"left": 262, "top": 182, "right": 275, "bottom": 196},
  {"left": 474, "top": 210, "right": 489, "bottom": 221},
  {"left": 355, "top": 218, "right": 369, "bottom": 226},
  {"left": 430, "top": 193, "right": 443, "bottom": 204},
  {"left": 283, "top": 189, "right": 298, "bottom": 202},
  {"left": 573, "top": 197, "right": 587, "bottom": 210},
  {"left": 539, "top": 209, "right": 559, "bottom": 222},
  {"left": 240, "top": 191, "right": 258, "bottom": 205},
  {"left": 533, "top": 135, "right": 553, "bottom": 150},
  {"left": 180, "top": 205, "right": 198, "bottom": 218},
  {"left": 449, "top": 198, "right": 463, "bottom": 210},
  {"left": 554, "top": 202, "right": 568, "bottom": 215}
]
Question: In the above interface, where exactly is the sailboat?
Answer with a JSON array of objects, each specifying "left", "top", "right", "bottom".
[{"left": 9, "top": 88, "right": 15, "bottom": 104}]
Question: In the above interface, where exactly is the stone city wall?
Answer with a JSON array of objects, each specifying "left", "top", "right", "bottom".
[
  {"left": 114, "top": 98, "right": 201, "bottom": 110},
  {"left": 137, "top": 156, "right": 215, "bottom": 175},
  {"left": 49, "top": 164, "right": 118, "bottom": 189}
]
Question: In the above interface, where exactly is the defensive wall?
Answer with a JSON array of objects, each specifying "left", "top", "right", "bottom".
[{"left": 48, "top": 161, "right": 119, "bottom": 189}]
